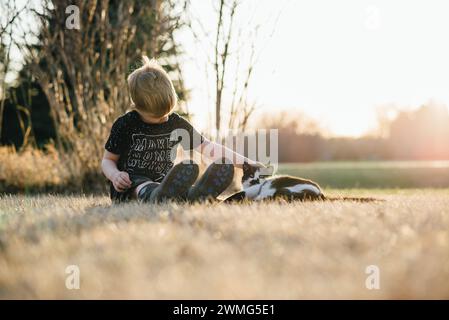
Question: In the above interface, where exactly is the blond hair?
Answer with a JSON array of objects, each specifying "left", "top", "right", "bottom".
[{"left": 127, "top": 56, "right": 177, "bottom": 117}]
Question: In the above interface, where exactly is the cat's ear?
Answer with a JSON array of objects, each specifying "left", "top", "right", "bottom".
[
  {"left": 263, "top": 160, "right": 271, "bottom": 170},
  {"left": 266, "top": 164, "right": 275, "bottom": 175},
  {"left": 242, "top": 161, "right": 250, "bottom": 171},
  {"left": 260, "top": 161, "right": 274, "bottom": 176}
]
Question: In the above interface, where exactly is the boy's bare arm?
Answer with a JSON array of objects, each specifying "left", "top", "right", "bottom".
[
  {"left": 101, "top": 150, "right": 132, "bottom": 192},
  {"left": 196, "top": 139, "right": 264, "bottom": 169}
]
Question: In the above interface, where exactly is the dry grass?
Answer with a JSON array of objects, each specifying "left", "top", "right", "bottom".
[
  {"left": 0, "top": 146, "right": 71, "bottom": 191},
  {"left": 0, "top": 189, "right": 449, "bottom": 299},
  {"left": 0, "top": 146, "right": 106, "bottom": 193}
]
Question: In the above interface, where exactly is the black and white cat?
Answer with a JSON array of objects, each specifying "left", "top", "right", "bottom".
[{"left": 224, "top": 162, "right": 325, "bottom": 202}]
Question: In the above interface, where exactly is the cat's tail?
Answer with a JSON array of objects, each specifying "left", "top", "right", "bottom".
[{"left": 321, "top": 195, "right": 383, "bottom": 202}]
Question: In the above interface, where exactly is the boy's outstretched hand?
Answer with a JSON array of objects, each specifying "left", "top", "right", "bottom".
[
  {"left": 112, "top": 171, "right": 132, "bottom": 192},
  {"left": 253, "top": 161, "right": 266, "bottom": 168}
]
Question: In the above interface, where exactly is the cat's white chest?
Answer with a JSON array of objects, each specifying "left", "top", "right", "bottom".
[
  {"left": 243, "top": 179, "right": 322, "bottom": 201},
  {"left": 244, "top": 181, "right": 276, "bottom": 200}
]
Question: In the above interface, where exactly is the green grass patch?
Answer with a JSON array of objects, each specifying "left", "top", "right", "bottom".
[{"left": 278, "top": 161, "right": 449, "bottom": 189}]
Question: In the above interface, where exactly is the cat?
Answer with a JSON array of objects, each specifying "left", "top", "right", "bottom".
[
  {"left": 224, "top": 162, "right": 380, "bottom": 203},
  {"left": 224, "top": 162, "right": 325, "bottom": 202}
]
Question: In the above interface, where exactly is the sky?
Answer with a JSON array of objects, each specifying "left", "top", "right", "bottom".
[{"left": 177, "top": 0, "right": 449, "bottom": 137}]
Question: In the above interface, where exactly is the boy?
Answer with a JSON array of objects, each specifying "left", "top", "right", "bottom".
[{"left": 102, "top": 56, "right": 262, "bottom": 203}]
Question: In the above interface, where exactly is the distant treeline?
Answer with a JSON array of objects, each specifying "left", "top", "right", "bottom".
[
  {"left": 3, "top": 99, "right": 449, "bottom": 162},
  {"left": 260, "top": 104, "right": 449, "bottom": 162}
]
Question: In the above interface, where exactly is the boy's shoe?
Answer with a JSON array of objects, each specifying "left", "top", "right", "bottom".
[
  {"left": 137, "top": 182, "right": 160, "bottom": 202},
  {"left": 187, "top": 158, "right": 234, "bottom": 202},
  {"left": 149, "top": 160, "right": 199, "bottom": 203}
]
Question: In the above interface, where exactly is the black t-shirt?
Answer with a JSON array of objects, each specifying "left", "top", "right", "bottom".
[{"left": 105, "top": 111, "right": 204, "bottom": 198}]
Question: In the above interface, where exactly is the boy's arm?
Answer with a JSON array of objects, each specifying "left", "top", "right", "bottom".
[
  {"left": 101, "top": 150, "right": 132, "bottom": 192},
  {"left": 195, "top": 139, "right": 264, "bottom": 169}
]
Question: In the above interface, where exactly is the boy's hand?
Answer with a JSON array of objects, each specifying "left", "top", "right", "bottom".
[
  {"left": 112, "top": 171, "right": 132, "bottom": 192},
  {"left": 254, "top": 161, "right": 266, "bottom": 168},
  {"left": 247, "top": 160, "right": 266, "bottom": 168}
]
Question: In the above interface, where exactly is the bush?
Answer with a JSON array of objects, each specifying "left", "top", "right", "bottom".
[{"left": 0, "top": 145, "right": 106, "bottom": 194}]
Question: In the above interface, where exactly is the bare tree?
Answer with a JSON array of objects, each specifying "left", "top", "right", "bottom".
[
  {"left": 0, "top": 0, "right": 27, "bottom": 141},
  {"left": 213, "top": 0, "right": 236, "bottom": 138},
  {"left": 187, "top": 0, "right": 281, "bottom": 138}
]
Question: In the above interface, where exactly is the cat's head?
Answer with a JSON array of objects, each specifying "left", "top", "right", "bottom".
[{"left": 242, "top": 162, "right": 274, "bottom": 189}]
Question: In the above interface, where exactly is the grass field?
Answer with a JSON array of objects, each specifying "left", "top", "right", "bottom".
[
  {"left": 1, "top": 188, "right": 449, "bottom": 299},
  {"left": 278, "top": 161, "right": 449, "bottom": 188}
]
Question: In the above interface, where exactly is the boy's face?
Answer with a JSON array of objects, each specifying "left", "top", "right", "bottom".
[{"left": 136, "top": 109, "right": 169, "bottom": 124}]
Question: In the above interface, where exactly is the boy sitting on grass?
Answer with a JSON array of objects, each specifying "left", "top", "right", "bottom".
[{"left": 102, "top": 56, "right": 262, "bottom": 203}]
